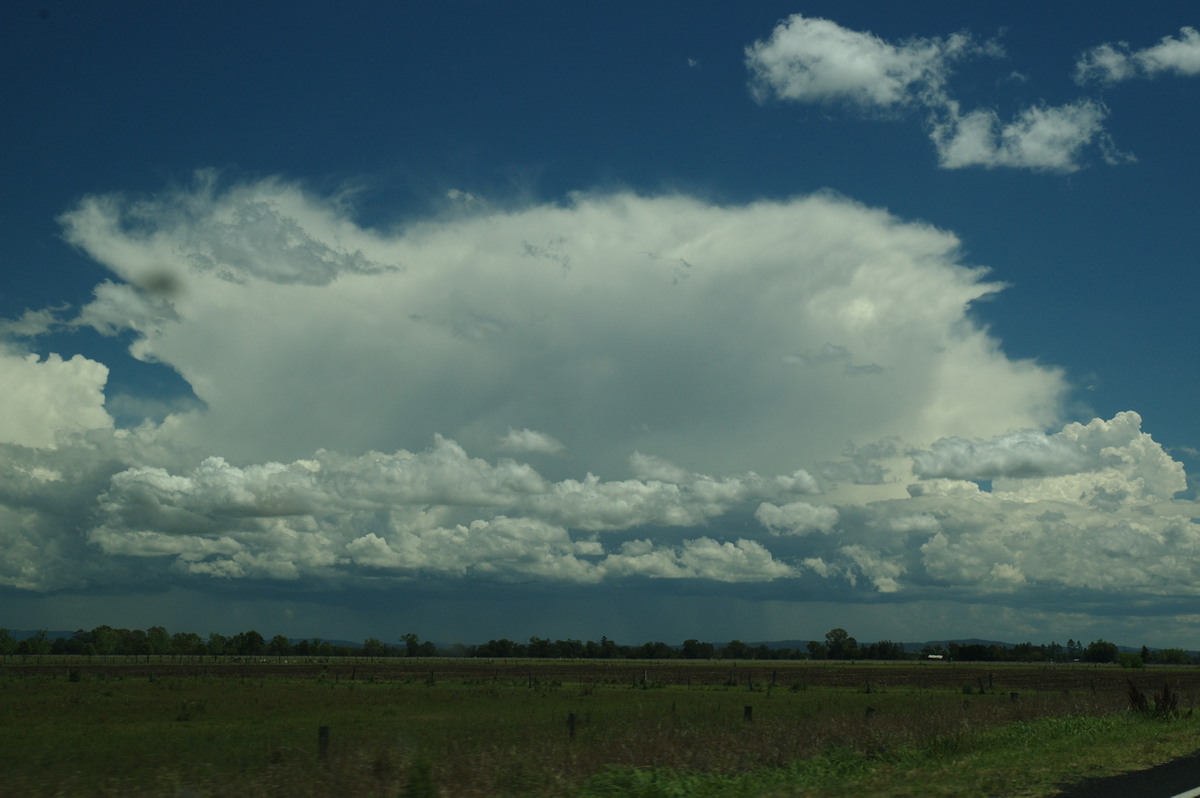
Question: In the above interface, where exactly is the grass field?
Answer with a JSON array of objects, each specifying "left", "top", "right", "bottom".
[{"left": 2, "top": 657, "right": 1198, "bottom": 796}]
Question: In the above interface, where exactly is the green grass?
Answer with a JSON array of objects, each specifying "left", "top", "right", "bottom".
[{"left": 0, "top": 662, "right": 1196, "bottom": 796}]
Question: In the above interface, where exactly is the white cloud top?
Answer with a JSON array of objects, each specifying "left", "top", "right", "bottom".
[
  {"left": 0, "top": 348, "right": 112, "bottom": 448},
  {"left": 55, "top": 177, "right": 1062, "bottom": 475}
]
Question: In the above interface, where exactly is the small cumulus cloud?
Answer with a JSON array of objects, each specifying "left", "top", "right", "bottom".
[
  {"left": 929, "top": 99, "right": 1131, "bottom": 173},
  {"left": 746, "top": 14, "right": 1129, "bottom": 172},
  {"left": 1075, "top": 27, "right": 1200, "bottom": 84},
  {"left": 745, "top": 14, "right": 981, "bottom": 109},
  {"left": 498, "top": 427, "right": 565, "bottom": 455}
]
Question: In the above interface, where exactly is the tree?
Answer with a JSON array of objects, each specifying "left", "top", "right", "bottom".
[
  {"left": 635, "top": 641, "right": 673, "bottom": 659},
  {"left": 1155, "top": 647, "right": 1192, "bottom": 665},
  {"left": 476, "top": 638, "right": 516, "bottom": 657},
  {"left": 268, "top": 635, "right": 293, "bottom": 656},
  {"left": 171, "top": 632, "right": 204, "bottom": 656},
  {"left": 721, "top": 639, "right": 749, "bottom": 659},
  {"left": 121, "top": 628, "right": 149, "bottom": 656},
  {"left": 1081, "top": 639, "right": 1118, "bottom": 663},
  {"left": 19, "top": 630, "right": 52, "bottom": 655},
  {"left": 825, "top": 628, "right": 859, "bottom": 660},
  {"left": 146, "top": 626, "right": 171, "bottom": 656},
  {"left": 361, "top": 637, "right": 387, "bottom": 657},
  {"left": 91, "top": 625, "right": 121, "bottom": 656},
  {"left": 553, "top": 639, "right": 584, "bottom": 658},
  {"left": 231, "top": 630, "right": 264, "bottom": 657},
  {"left": 0, "top": 628, "right": 16, "bottom": 656},
  {"left": 867, "top": 640, "right": 905, "bottom": 660},
  {"left": 206, "top": 632, "right": 229, "bottom": 657}
]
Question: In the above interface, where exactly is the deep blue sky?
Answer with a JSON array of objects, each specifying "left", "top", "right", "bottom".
[{"left": 1, "top": 1, "right": 1198, "bottom": 646}]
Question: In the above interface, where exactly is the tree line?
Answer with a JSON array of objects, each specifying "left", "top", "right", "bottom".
[{"left": 0, "top": 626, "right": 1193, "bottom": 666}]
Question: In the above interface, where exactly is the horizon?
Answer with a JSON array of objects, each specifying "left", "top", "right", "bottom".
[
  {"left": 3, "top": 2, "right": 1200, "bottom": 650},
  {"left": 2, "top": 626, "right": 1186, "bottom": 657}
]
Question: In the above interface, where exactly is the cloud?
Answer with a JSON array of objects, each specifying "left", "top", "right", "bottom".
[
  {"left": 71, "top": 280, "right": 179, "bottom": 339},
  {"left": 9, "top": 176, "right": 1197, "bottom": 620},
  {"left": 745, "top": 14, "right": 980, "bottom": 109},
  {"left": 498, "top": 427, "right": 565, "bottom": 455},
  {"left": 0, "top": 308, "right": 64, "bottom": 338},
  {"left": 747, "top": 15, "right": 1126, "bottom": 172},
  {"left": 1075, "top": 27, "right": 1200, "bottom": 84},
  {"left": 0, "top": 346, "right": 112, "bottom": 448},
  {"left": 929, "top": 99, "right": 1128, "bottom": 173},
  {"left": 73, "top": 434, "right": 814, "bottom": 586},
  {"left": 912, "top": 428, "right": 1089, "bottom": 480},
  {"left": 52, "top": 176, "right": 1065, "bottom": 477},
  {"left": 755, "top": 501, "right": 839, "bottom": 536},
  {"left": 824, "top": 412, "right": 1195, "bottom": 597},
  {"left": 602, "top": 537, "right": 794, "bottom": 583},
  {"left": 60, "top": 172, "right": 394, "bottom": 288}
]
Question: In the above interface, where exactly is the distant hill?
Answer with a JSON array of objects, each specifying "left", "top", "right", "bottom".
[{"left": 7, "top": 630, "right": 77, "bottom": 641}]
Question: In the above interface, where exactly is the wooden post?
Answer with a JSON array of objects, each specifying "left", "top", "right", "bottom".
[
  {"left": 567, "top": 711, "right": 576, "bottom": 740},
  {"left": 743, "top": 705, "right": 753, "bottom": 723},
  {"left": 317, "top": 725, "right": 330, "bottom": 759}
]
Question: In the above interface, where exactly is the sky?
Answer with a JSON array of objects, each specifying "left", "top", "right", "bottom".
[{"left": 2, "top": 1, "right": 1199, "bottom": 648}]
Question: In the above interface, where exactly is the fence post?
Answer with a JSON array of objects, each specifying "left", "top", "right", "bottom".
[
  {"left": 567, "top": 711, "right": 577, "bottom": 740},
  {"left": 743, "top": 705, "right": 753, "bottom": 723},
  {"left": 318, "top": 725, "right": 330, "bottom": 759}
]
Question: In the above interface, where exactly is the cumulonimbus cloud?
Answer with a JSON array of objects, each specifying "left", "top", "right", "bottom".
[{"left": 49, "top": 176, "right": 1065, "bottom": 478}]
